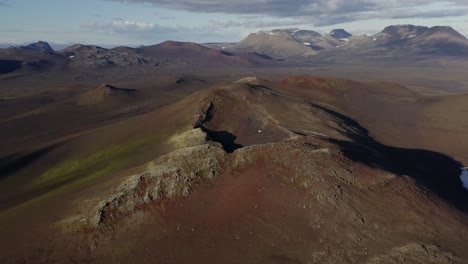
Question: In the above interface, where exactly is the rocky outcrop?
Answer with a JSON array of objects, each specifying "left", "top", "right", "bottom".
[{"left": 84, "top": 144, "right": 226, "bottom": 227}]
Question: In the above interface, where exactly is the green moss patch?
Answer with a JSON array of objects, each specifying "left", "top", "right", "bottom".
[{"left": 32, "top": 139, "right": 147, "bottom": 187}]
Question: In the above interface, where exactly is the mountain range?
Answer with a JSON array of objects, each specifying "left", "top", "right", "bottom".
[
  {"left": 1, "top": 24, "right": 468, "bottom": 76},
  {"left": 223, "top": 25, "right": 468, "bottom": 62},
  {"left": 0, "top": 25, "right": 468, "bottom": 72}
]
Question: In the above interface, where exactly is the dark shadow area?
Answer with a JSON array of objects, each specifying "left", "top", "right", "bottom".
[
  {"left": 102, "top": 84, "right": 139, "bottom": 92},
  {"left": 194, "top": 101, "right": 243, "bottom": 153},
  {"left": 245, "top": 83, "right": 272, "bottom": 91},
  {"left": 311, "top": 45, "right": 326, "bottom": 51},
  {"left": 194, "top": 101, "right": 214, "bottom": 128},
  {"left": 0, "top": 176, "right": 75, "bottom": 211},
  {"left": 0, "top": 60, "right": 22, "bottom": 74},
  {"left": 253, "top": 52, "right": 273, "bottom": 60},
  {"left": 199, "top": 126, "right": 243, "bottom": 153},
  {"left": 0, "top": 144, "right": 59, "bottom": 180},
  {"left": 219, "top": 51, "right": 234, "bottom": 56},
  {"left": 309, "top": 102, "right": 468, "bottom": 212},
  {"left": 175, "top": 77, "right": 186, "bottom": 84}
]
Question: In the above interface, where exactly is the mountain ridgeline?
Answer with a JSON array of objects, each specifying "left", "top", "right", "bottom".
[{"left": 1, "top": 24, "right": 468, "bottom": 73}]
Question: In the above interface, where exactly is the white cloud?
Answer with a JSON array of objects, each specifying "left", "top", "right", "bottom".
[
  {"left": 106, "top": 0, "right": 468, "bottom": 26},
  {"left": 83, "top": 19, "right": 157, "bottom": 33}
]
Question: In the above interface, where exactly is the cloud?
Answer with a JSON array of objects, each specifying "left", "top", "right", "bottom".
[
  {"left": 390, "top": 8, "right": 468, "bottom": 19},
  {"left": 106, "top": 0, "right": 468, "bottom": 26},
  {"left": 83, "top": 19, "right": 158, "bottom": 33},
  {"left": 203, "top": 19, "right": 304, "bottom": 30},
  {"left": 160, "top": 16, "right": 176, "bottom": 20},
  {"left": 80, "top": 17, "right": 248, "bottom": 43}
]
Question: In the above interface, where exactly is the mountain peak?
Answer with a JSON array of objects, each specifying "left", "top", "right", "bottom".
[
  {"left": 425, "top": 26, "right": 467, "bottom": 40},
  {"left": 254, "top": 30, "right": 289, "bottom": 37},
  {"left": 20, "top": 41, "right": 54, "bottom": 52},
  {"left": 272, "top": 28, "right": 300, "bottom": 34},
  {"left": 158, "top": 40, "right": 203, "bottom": 48},
  {"left": 374, "top": 24, "right": 467, "bottom": 44},
  {"left": 232, "top": 30, "right": 318, "bottom": 59},
  {"left": 382, "top": 24, "right": 428, "bottom": 32},
  {"left": 374, "top": 25, "right": 429, "bottom": 44},
  {"left": 330, "top": 29, "right": 352, "bottom": 39}
]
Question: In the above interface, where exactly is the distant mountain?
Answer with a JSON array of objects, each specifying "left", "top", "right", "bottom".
[
  {"left": 229, "top": 28, "right": 355, "bottom": 57},
  {"left": 136, "top": 40, "right": 267, "bottom": 66},
  {"left": 137, "top": 41, "right": 215, "bottom": 58},
  {"left": 232, "top": 24, "right": 468, "bottom": 56},
  {"left": 0, "top": 44, "right": 66, "bottom": 75},
  {"left": 228, "top": 30, "right": 318, "bottom": 59},
  {"left": 329, "top": 29, "right": 352, "bottom": 39},
  {"left": 272, "top": 28, "right": 345, "bottom": 50},
  {"left": 0, "top": 43, "right": 19, "bottom": 49},
  {"left": 341, "top": 25, "right": 468, "bottom": 56},
  {"left": 289, "top": 29, "right": 322, "bottom": 43},
  {"left": 411, "top": 26, "right": 468, "bottom": 53},
  {"left": 19, "top": 41, "right": 54, "bottom": 53},
  {"left": 225, "top": 24, "right": 468, "bottom": 66},
  {"left": 292, "top": 30, "right": 335, "bottom": 50},
  {"left": 58, "top": 44, "right": 157, "bottom": 68},
  {"left": 371, "top": 25, "right": 429, "bottom": 45},
  {"left": 2, "top": 24, "right": 468, "bottom": 71},
  {"left": 310, "top": 24, "right": 468, "bottom": 66}
]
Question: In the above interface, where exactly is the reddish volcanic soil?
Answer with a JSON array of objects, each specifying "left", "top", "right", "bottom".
[{"left": 1, "top": 76, "right": 467, "bottom": 263}]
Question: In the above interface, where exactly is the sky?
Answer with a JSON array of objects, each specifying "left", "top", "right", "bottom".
[{"left": 1, "top": 0, "right": 468, "bottom": 47}]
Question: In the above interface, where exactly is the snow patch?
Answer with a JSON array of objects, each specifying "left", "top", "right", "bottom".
[
  {"left": 256, "top": 30, "right": 282, "bottom": 36},
  {"left": 303, "top": 42, "right": 311, "bottom": 46},
  {"left": 461, "top": 167, "right": 468, "bottom": 190},
  {"left": 69, "top": 55, "right": 75, "bottom": 59}
]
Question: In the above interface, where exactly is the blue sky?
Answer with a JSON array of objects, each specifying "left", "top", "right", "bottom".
[{"left": 1, "top": 0, "right": 468, "bottom": 47}]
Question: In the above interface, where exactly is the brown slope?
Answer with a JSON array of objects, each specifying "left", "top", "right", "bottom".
[
  {"left": 0, "top": 48, "right": 66, "bottom": 76},
  {"left": 137, "top": 41, "right": 261, "bottom": 66},
  {"left": 0, "top": 77, "right": 467, "bottom": 263},
  {"left": 274, "top": 76, "right": 468, "bottom": 164},
  {"left": 0, "top": 74, "right": 212, "bottom": 159},
  {"left": 76, "top": 84, "right": 139, "bottom": 106}
]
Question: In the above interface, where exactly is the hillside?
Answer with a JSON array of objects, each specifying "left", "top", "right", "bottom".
[{"left": 0, "top": 76, "right": 467, "bottom": 263}]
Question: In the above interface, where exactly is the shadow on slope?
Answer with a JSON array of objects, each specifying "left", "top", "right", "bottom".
[
  {"left": 310, "top": 102, "right": 468, "bottom": 212},
  {"left": 0, "top": 144, "right": 59, "bottom": 180},
  {"left": 0, "top": 60, "right": 22, "bottom": 74},
  {"left": 193, "top": 100, "right": 243, "bottom": 153},
  {"left": 199, "top": 127, "right": 243, "bottom": 153}
]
